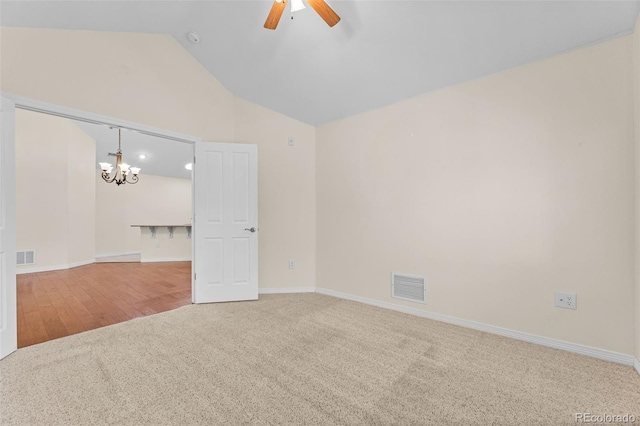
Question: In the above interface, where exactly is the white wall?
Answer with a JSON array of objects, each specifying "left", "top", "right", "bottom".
[
  {"left": 95, "top": 172, "right": 192, "bottom": 257},
  {"left": 1, "top": 27, "right": 316, "bottom": 289},
  {"left": 317, "top": 36, "right": 636, "bottom": 356},
  {"left": 15, "top": 109, "right": 95, "bottom": 271}
]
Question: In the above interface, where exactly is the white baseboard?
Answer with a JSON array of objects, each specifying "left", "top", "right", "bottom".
[
  {"left": 95, "top": 251, "right": 140, "bottom": 259},
  {"left": 16, "top": 258, "right": 95, "bottom": 275},
  {"left": 315, "top": 287, "right": 636, "bottom": 367},
  {"left": 259, "top": 287, "right": 316, "bottom": 294},
  {"left": 141, "top": 257, "right": 191, "bottom": 263},
  {"left": 634, "top": 357, "right": 640, "bottom": 375}
]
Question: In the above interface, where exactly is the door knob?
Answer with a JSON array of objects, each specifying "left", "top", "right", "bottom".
[{"left": 244, "top": 227, "right": 257, "bottom": 233}]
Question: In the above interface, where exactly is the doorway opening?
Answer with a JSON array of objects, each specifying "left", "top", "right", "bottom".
[{"left": 13, "top": 104, "right": 196, "bottom": 348}]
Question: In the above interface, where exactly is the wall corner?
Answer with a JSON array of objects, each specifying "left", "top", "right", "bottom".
[{"left": 633, "top": 14, "right": 640, "bottom": 363}]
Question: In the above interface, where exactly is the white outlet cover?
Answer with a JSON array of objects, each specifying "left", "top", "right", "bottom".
[
  {"left": 288, "top": 260, "right": 296, "bottom": 269},
  {"left": 555, "top": 291, "right": 577, "bottom": 310},
  {"left": 288, "top": 137, "right": 294, "bottom": 146}
]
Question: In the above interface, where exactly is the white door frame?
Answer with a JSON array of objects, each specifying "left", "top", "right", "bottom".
[
  {"left": 0, "top": 96, "right": 17, "bottom": 359},
  {"left": 0, "top": 93, "right": 201, "bottom": 357}
]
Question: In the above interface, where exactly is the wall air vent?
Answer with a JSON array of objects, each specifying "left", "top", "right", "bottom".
[
  {"left": 16, "top": 250, "right": 36, "bottom": 266},
  {"left": 391, "top": 273, "right": 425, "bottom": 303}
]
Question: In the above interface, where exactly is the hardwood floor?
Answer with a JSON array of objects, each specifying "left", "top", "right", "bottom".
[{"left": 17, "top": 261, "right": 191, "bottom": 348}]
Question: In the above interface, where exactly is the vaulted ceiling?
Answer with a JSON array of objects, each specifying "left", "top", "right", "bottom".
[{"left": 2, "top": 1, "right": 639, "bottom": 126}]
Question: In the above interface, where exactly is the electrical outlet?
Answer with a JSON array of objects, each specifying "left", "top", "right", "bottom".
[
  {"left": 288, "top": 259, "right": 296, "bottom": 269},
  {"left": 288, "top": 137, "right": 294, "bottom": 146},
  {"left": 555, "top": 291, "right": 577, "bottom": 310}
]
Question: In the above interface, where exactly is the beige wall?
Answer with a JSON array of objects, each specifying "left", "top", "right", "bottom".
[
  {"left": 15, "top": 107, "right": 191, "bottom": 266},
  {"left": 15, "top": 109, "right": 95, "bottom": 270},
  {"left": 68, "top": 123, "right": 97, "bottom": 264},
  {"left": 0, "top": 29, "right": 235, "bottom": 142},
  {"left": 634, "top": 16, "right": 640, "bottom": 362},
  {"left": 1, "top": 27, "right": 316, "bottom": 288},
  {"left": 139, "top": 226, "right": 191, "bottom": 263},
  {"left": 317, "top": 36, "right": 636, "bottom": 355},
  {"left": 96, "top": 172, "right": 192, "bottom": 256},
  {"left": 234, "top": 98, "right": 316, "bottom": 289},
  {"left": 4, "top": 26, "right": 637, "bottom": 357}
]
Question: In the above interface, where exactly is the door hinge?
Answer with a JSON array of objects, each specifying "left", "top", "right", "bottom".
[{"left": 194, "top": 273, "right": 196, "bottom": 281}]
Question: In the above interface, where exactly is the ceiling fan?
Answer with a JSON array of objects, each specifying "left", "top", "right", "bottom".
[{"left": 264, "top": 0, "right": 341, "bottom": 30}]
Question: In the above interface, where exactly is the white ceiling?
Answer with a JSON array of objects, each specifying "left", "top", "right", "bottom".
[
  {"left": 2, "top": 1, "right": 639, "bottom": 125},
  {"left": 74, "top": 121, "right": 194, "bottom": 180}
]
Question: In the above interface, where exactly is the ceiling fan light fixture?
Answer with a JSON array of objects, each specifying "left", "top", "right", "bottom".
[
  {"left": 264, "top": 0, "right": 339, "bottom": 30},
  {"left": 291, "top": 0, "right": 305, "bottom": 13}
]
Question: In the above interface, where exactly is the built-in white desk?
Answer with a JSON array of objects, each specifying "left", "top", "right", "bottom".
[{"left": 131, "top": 224, "right": 192, "bottom": 263}]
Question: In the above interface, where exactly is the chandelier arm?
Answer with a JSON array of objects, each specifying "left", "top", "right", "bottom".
[
  {"left": 101, "top": 172, "right": 117, "bottom": 183},
  {"left": 126, "top": 174, "right": 139, "bottom": 185}
]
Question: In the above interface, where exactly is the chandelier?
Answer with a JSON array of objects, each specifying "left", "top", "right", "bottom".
[{"left": 98, "top": 128, "right": 140, "bottom": 186}]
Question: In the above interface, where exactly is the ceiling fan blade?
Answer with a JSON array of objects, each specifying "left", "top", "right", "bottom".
[
  {"left": 264, "top": 0, "right": 288, "bottom": 30},
  {"left": 306, "top": 0, "right": 340, "bottom": 27}
]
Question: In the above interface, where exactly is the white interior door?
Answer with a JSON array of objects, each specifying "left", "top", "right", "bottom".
[
  {"left": 193, "top": 141, "right": 258, "bottom": 303},
  {"left": 0, "top": 97, "right": 17, "bottom": 359}
]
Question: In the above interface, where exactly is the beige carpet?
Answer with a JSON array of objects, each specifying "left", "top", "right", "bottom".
[{"left": 1, "top": 293, "right": 638, "bottom": 425}]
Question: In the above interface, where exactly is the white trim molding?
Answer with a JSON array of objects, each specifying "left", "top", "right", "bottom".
[
  {"left": 259, "top": 287, "right": 316, "bottom": 295},
  {"left": 315, "top": 287, "right": 637, "bottom": 367},
  {"left": 634, "top": 358, "right": 640, "bottom": 376},
  {"left": 3, "top": 93, "right": 199, "bottom": 145},
  {"left": 16, "top": 259, "right": 95, "bottom": 275},
  {"left": 141, "top": 257, "right": 191, "bottom": 263},
  {"left": 95, "top": 251, "right": 141, "bottom": 259}
]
